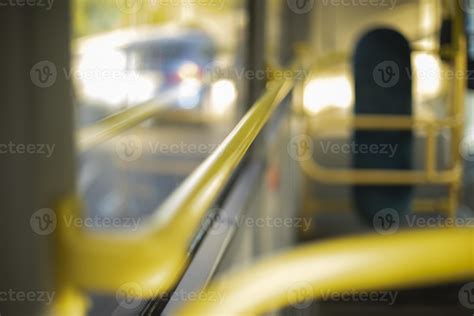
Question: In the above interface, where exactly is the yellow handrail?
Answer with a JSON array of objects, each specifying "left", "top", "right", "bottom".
[
  {"left": 177, "top": 228, "right": 474, "bottom": 315},
  {"left": 301, "top": 46, "right": 454, "bottom": 74},
  {"left": 56, "top": 68, "right": 295, "bottom": 301},
  {"left": 306, "top": 115, "right": 460, "bottom": 131},
  {"left": 300, "top": 158, "right": 461, "bottom": 185},
  {"left": 300, "top": 114, "right": 463, "bottom": 185},
  {"left": 76, "top": 88, "right": 181, "bottom": 151}
]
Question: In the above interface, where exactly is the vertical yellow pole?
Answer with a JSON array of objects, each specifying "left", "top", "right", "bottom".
[
  {"left": 426, "top": 124, "right": 438, "bottom": 180},
  {"left": 448, "top": 2, "right": 467, "bottom": 217}
]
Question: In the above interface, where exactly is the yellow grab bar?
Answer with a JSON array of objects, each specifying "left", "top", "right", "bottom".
[
  {"left": 58, "top": 70, "right": 295, "bottom": 296},
  {"left": 300, "top": 46, "right": 453, "bottom": 74},
  {"left": 300, "top": 115, "right": 463, "bottom": 184},
  {"left": 300, "top": 157, "right": 462, "bottom": 185},
  {"left": 306, "top": 115, "right": 461, "bottom": 132},
  {"left": 299, "top": 3, "right": 466, "bottom": 217},
  {"left": 177, "top": 228, "right": 474, "bottom": 315},
  {"left": 76, "top": 91, "right": 178, "bottom": 152}
]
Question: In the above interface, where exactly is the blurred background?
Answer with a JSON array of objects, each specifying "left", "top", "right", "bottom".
[
  {"left": 74, "top": 0, "right": 246, "bottom": 221},
  {"left": 0, "top": 0, "right": 473, "bottom": 315}
]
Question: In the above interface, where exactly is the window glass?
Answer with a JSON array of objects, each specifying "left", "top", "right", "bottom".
[{"left": 72, "top": 0, "right": 247, "bottom": 224}]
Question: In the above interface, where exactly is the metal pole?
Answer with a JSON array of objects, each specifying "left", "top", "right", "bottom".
[
  {"left": 0, "top": 2, "right": 75, "bottom": 315},
  {"left": 246, "top": 0, "right": 267, "bottom": 108}
]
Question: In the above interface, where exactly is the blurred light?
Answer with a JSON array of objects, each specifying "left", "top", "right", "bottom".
[
  {"left": 420, "top": 0, "right": 436, "bottom": 34},
  {"left": 81, "top": 78, "right": 121, "bottom": 107},
  {"left": 80, "top": 71, "right": 156, "bottom": 109},
  {"left": 126, "top": 74, "right": 157, "bottom": 105},
  {"left": 416, "top": 0, "right": 438, "bottom": 51},
  {"left": 210, "top": 79, "right": 237, "bottom": 115},
  {"left": 413, "top": 52, "right": 442, "bottom": 100},
  {"left": 77, "top": 47, "right": 158, "bottom": 108},
  {"left": 303, "top": 75, "right": 353, "bottom": 115},
  {"left": 178, "top": 62, "right": 201, "bottom": 81},
  {"left": 78, "top": 48, "right": 127, "bottom": 73},
  {"left": 77, "top": 49, "right": 127, "bottom": 107},
  {"left": 178, "top": 78, "right": 201, "bottom": 109}
]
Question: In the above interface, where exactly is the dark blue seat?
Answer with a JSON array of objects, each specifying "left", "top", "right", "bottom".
[{"left": 352, "top": 28, "right": 414, "bottom": 225}]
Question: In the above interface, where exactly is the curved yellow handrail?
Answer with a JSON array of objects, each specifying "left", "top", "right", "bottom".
[
  {"left": 300, "top": 153, "right": 462, "bottom": 185},
  {"left": 300, "top": 46, "right": 454, "bottom": 75},
  {"left": 306, "top": 115, "right": 460, "bottom": 131},
  {"left": 298, "top": 3, "right": 466, "bottom": 218},
  {"left": 177, "top": 228, "right": 474, "bottom": 315},
  {"left": 57, "top": 69, "right": 295, "bottom": 297},
  {"left": 299, "top": 114, "right": 463, "bottom": 185}
]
